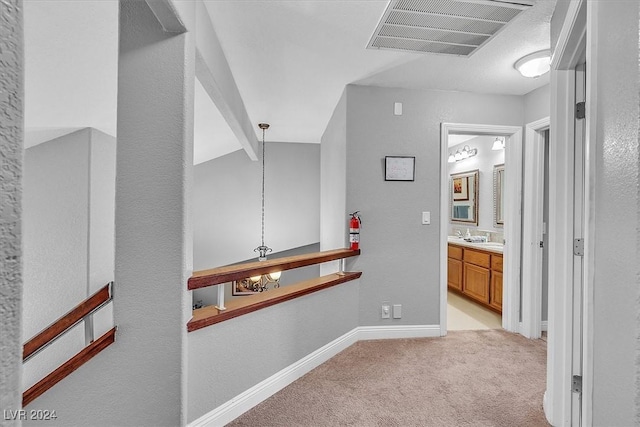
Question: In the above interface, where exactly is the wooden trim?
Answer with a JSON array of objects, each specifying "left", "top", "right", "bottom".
[
  {"left": 188, "top": 248, "right": 360, "bottom": 290},
  {"left": 188, "top": 272, "right": 362, "bottom": 332},
  {"left": 23, "top": 327, "right": 116, "bottom": 407},
  {"left": 23, "top": 283, "right": 112, "bottom": 361}
]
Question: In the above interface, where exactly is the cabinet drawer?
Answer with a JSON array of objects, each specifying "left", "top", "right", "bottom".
[
  {"left": 491, "top": 255, "right": 503, "bottom": 272},
  {"left": 463, "top": 249, "right": 490, "bottom": 268},
  {"left": 448, "top": 245, "right": 463, "bottom": 260}
]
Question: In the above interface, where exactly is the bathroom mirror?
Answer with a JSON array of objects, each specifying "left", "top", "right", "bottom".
[
  {"left": 450, "top": 169, "right": 479, "bottom": 225},
  {"left": 493, "top": 164, "right": 505, "bottom": 228}
]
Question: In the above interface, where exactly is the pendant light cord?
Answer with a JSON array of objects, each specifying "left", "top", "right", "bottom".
[{"left": 260, "top": 126, "right": 266, "bottom": 248}]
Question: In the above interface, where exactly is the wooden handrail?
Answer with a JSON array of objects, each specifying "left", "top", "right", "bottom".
[
  {"left": 188, "top": 248, "right": 360, "bottom": 290},
  {"left": 23, "top": 327, "right": 116, "bottom": 406},
  {"left": 188, "top": 272, "right": 361, "bottom": 332},
  {"left": 23, "top": 283, "right": 112, "bottom": 362}
]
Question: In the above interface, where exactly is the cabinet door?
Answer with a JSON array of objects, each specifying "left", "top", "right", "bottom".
[
  {"left": 463, "top": 263, "right": 490, "bottom": 304},
  {"left": 490, "top": 271, "right": 503, "bottom": 312},
  {"left": 448, "top": 258, "right": 463, "bottom": 291}
]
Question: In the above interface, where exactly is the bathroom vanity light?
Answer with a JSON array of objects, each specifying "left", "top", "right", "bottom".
[
  {"left": 491, "top": 137, "right": 505, "bottom": 150},
  {"left": 449, "top": 145, "right": 477, "bottom": 163},
  {"left": 514, "top": 50, "right": 551, "bottom": 78}
]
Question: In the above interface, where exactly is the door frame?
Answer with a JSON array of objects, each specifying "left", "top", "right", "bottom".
[
  {"left": 521, "top": 117, "right": 550, "bottom": 340},
  {"left": 440, "top": 123, "right": 523, "bottom": 335},
  {"left": 545, "top": 0, "right": 588, "bottom": 425}
]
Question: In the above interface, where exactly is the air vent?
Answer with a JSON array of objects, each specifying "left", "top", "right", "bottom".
[{"left": 367, "top": 0, "right": 534, "bottom": 57}]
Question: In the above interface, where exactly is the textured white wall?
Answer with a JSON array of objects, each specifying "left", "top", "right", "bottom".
[
  {"left": 320, "top": 89, "right": 347, "bottom": 275},
  {"left": 588, "top": 2, "right": 640, "bottom": 424},
  {"left": 0, "top": 0, "right": 24, "bottom": 420},
  {"left": 345, "top": 85, "right": 524, "bottom": 327},
  {"left": 524, "top": 84, "right": 550, "bottom": 124},
  {"left": 22, "top": 2, "right": 196, "bottom": 425},
  {"left": 23, "top": 129, "right": 91, "bottom": 390},
  {"left": 187, "top": 279, "right": 359, "bottom": 422},
  {"left": 193, "top": 142, "right": 320, "bottom": 270},
  {"left": 448, "top": 135, "right": 505, "bottom": 233}
]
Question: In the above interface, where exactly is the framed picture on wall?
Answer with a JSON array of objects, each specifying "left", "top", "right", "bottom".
[
  {"left": 385, "top": 156, "right": 415, "bottom": 181},
  {"left": 452, "top": 176, "right": 469, "bottom": 201}
]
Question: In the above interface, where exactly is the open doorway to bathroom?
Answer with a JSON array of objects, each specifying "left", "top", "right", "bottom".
[
  {"left": 439, "top": 123, "right": 523, "bottom": 336},
  {"left": 445, "top": 133, "right": 505, "bottom": 331}
]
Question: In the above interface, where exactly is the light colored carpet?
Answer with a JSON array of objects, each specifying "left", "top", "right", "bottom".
[{"left": 228, "top": 330, "right": 548, "bottom": 426}]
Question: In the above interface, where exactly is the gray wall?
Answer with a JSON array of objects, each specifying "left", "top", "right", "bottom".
[
  {"left": 320, "top": 89, "right": 348, "bottom": 276},
  {"left": 22, "top": 128, "right": 116, "bottom": 391},
  {"left": 524, "top": 84, "right": 550, "bottom": 124},
  {"left": 193, "top": 142, "right": 320, "bottom": 271},
  {"left": 588, "top": 2, "right": 639, "bottom": 424},
  {"left": 0, "top": 0, "right": 23, "bottom": 419},
  {"left": 187, "top": 278, "right": 360, "bottom": 422},
  {"left": 344, "top": 85, "right": 524, "bottom": 327}
]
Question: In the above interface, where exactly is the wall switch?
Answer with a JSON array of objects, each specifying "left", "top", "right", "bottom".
[
  {"left": 394, "top": 102, "right": 403, "bottom": 116},
  {"left": 422, "top": 211, "right": 430, "bottom": 225},
  {"left": 393, "top": 304, "right": 402, "bottom": 319},
  {"left": 381, "top": 303, "right": 391, "bottom": 319}
]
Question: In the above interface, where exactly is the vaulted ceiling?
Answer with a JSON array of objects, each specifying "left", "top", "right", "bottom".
[{"left": 24, "top": 0, "right": 555, "bottom": 164}]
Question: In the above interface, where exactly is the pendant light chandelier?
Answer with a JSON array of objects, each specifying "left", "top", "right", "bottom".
[
  {"left": 233, "top": 123, "right": 281, "bottom": 294},
  {"left": 255, "top": 123, "right": 273, "bottom": 261}
]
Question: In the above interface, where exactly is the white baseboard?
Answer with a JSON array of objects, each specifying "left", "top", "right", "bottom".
[
  {"left": 357, "top": 324, "right": 441, "bottom": 341},
  {"left": 541, "top": 321, "right": 548, "bottom": 332},
  {"left": 188, "top": 324, "right": 439, "bottom": 427}
]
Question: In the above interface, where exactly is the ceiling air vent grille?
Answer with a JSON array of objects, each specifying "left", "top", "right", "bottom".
[{"left": 367, "top": 0, "right": 534, "bottom": 57}]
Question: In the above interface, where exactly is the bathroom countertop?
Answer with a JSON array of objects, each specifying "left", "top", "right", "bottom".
[{"left": 447, "top": 236, "right": 504, "bottom": 254}]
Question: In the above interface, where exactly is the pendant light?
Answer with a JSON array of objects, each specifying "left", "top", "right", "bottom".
[{"left": 233, "top": 123, "right": 281, "bottom": 294}]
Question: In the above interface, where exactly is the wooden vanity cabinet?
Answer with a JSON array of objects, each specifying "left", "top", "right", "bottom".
[
  {"left": 489, "top": 254, "right": 503, "bottom": 311},
  {"left": 447, "top": 245, "right": 463, "bottom": 291},
  {"left": 448, "top": 243, "right": 503, "bottom": 313},
  {"left": 463, "top": 249, "right": 490, "bottom": 304}
]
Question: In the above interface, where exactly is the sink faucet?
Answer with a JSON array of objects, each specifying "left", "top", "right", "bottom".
[{"left": 455, "top": 230, "right": 463, "bottom": 238}]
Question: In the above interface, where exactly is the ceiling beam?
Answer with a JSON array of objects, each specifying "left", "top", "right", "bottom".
[{"left": 193, "top": 1, "right": 258, "bottom": 161}]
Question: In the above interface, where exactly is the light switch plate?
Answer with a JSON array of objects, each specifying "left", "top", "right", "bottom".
[
  {"left": 393, "top": 304, "right": 402, "bottom": 319},
  {"left": 422, "top": 211, "right": 430, "bottom": 225}
]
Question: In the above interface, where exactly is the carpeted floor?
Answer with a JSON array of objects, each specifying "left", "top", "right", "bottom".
[{"left": 228, "top": 330, "right": 549, "bottom": 427}]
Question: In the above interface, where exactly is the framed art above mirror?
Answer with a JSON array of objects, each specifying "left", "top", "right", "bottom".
[
  {"left": 493, "top": 164, "right": 505, "bottom": 228},
  {"left": 450, "top": 169, "right": 479, "bottom": 225}
]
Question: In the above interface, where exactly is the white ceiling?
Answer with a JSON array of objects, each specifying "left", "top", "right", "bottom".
[{"left": 23, "top": 0, "right": 556, "bottom": 163}]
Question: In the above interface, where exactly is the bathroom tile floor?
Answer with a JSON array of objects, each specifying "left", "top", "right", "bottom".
[{"left": 447, "top": 290, "right": 502, "bottom": 330}]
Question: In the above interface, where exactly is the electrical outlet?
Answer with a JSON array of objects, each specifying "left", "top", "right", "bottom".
[
  {"left": 393, "top": 304, "right": 402, "bottom": 319},
  {"left": 381, "top": 303, "right": 391, "bottom": 319}
]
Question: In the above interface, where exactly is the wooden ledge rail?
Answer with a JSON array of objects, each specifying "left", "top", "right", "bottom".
[
  {"left": 188, "top": 271, "right": 362, "bottom": 332},
  {"left": 188, "top": 248, "right": 360, "bottom": 290},
  {"left": 23, "top": 283, "right": 113, "bottom": 362},
  {"left": 23, "top": 327, "right": 116, "bottom": 407}
]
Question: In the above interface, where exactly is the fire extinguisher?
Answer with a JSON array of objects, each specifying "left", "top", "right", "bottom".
[{"left": 349, "top": 211, "right": 361, "bottom": 250}]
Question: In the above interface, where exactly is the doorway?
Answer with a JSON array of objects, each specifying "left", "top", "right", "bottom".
[
  {"left": 439, "top": 123, "right": 523, "bottom": 336},
  {"left": 445, "top": 133, "right": 504, "bottom": 331}
]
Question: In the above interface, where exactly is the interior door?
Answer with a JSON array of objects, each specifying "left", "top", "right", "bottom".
[{"left": 571, "top": 61, "right": 586, "bottom": 427}]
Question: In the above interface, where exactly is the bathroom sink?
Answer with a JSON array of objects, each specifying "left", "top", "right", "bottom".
[{"left": 475, "top": 242, "right": 504, "bottom": 249}]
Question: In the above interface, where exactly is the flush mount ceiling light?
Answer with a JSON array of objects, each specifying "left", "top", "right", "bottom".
[{"left": 514, "top": 50, "right": 551, "bottom": 78}]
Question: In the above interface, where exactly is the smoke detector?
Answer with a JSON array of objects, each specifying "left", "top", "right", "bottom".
[{"left": 367, "top": 0, "right": 535, "bottom": 57}]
